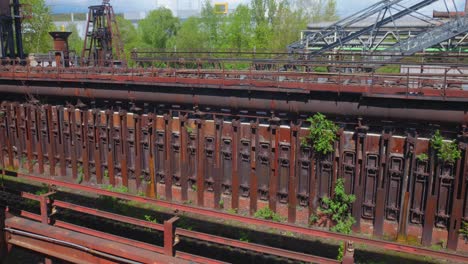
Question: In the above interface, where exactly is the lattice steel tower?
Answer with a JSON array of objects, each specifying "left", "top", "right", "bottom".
[
  {"left": 0, "top": 0, "right": 24, "bottom": 59},
  {"left": 82, "top": 0, "right": 125, "bottom": 66}
]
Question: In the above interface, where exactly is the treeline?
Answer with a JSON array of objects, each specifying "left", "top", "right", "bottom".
[
  {"left": 21, "top": 0, "right": 338, "bottom": 56},
  {"left": 128, "top": 0, "right": 338, "bottom": 53}
]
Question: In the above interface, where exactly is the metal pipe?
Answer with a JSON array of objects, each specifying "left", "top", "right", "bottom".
[{"left": 4, "top": 227, "right": 143, "bottom": 264}]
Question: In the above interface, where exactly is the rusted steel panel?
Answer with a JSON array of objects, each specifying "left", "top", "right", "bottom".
[
  {"left": 353, "top": 123, "right": 368, "bottom": 231},
  {"left": 179, "top": 114, "right": 189, "bottom": 201},
  {"left": 140, "top": 115, "right": 151, "bottom": 189},
  {"left": 317, "top": 152, "right": 333, "bottom": 209},
  {"left": 257, "top": 125, "right": 271, "bottom": 203},
  {"left": 410, "top": 139, "right": 430, "bottom": 225},
  {"left": 186, "top": 120, "right": 197, "bottom": 193},
  {"left": 57, "top": 106, "right": 67, "bottom": 177},
  {"left": 164, "top": 113, "right": 173, "bottom": 201},
  {"left": 231, "top": 119, "right": 240, "bottom": 210},
  {"left": 203, "top": 121, "right": 215, "bottom": 195},
  {"left": 436, "top": 163, "right": 456, "bottom": 229},
  {"left": 213, "top": 117, "right": 223, "bottom": 209},
  {"left": 288, "top": 124, "right": 299, "bottom": 223},
  {"left": 25, "top": 105, "right": 34, "bottom": 174},
  {"left": 221, "top": 122, "right": 233, "bottom": 196},
  {"left": 385, "top": 137, "right": 406, "bottom": 222},
  {"left": 93, "top": 110, "right": 103, "bottom": 184},
  {"left": 155, "top": 115, "right": 166, "bottom": 187},
  {"left": 238, "top": 123, "right": 252, "bottom": 200},
  {"left": 278, "top": 126, "right": 291, "bottom": 206},
  {"left": 362, "top": 135, "right": 380, "bottom": 220},
  {"left": 170, "top": 119, "right": 181, "bottom": 189},
  {"left": 69, "top": 107, "right": 77, "bottom": 179},
  {"left": 107, "top": 111, "right": 116, "bottom": 186},
  {"left": 126, "top": 114, "right": 136, "bottom": 185},
  {"left": 422, "top": 149, "right": 438, "bottom": 246},
  {"left": 250, "top": 121, "right": 259, "bottom": 214},
  {"left": 120, "top": 111, "right": 129, "bottom": 187},
  {"left": 297, "top": 128, "right": 312, "bottom": 208},
  {"left": 82, "top": 110, "right": 90, "bottom": 182},
  {"left": 196, "top": 118, "right": 205, "bottom": 206}
]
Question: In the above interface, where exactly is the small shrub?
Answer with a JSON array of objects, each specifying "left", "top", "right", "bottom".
[
  {"left": 416, "top": 153, "right": 428, "bottom": 162},
  {"left": 239, "top": 231, "right": 250, "bottom": 242},
  {"left": 218, "top": 199, "right": 224, "bottom": 208},
  {"left": 144, "top": 215, "right": 157, "bottom": 223},
  {"left": 302, "top": 113, "right": 338, "bottom": 155},
  {"left": 460, "top": 221, "right": 468, "bottom": 241},
  {"left": 185, "top": 125, "right": 193, "bottom": 134},
  {"left": 103, "top": 169, "right": 109, "bottom": 178},
  {"left": 76, "top": 165, "right": 84, "bottom": 184},
  {"left": 254, "top": 207, "right": 284, "bottom": 222},
  {"left": 322, "top": 178, "right": 356, "bottom": 235},
  {"left": 227, "top": 208, "right": 238, "bottom": 214},
  {"left": 337, "top": 242, "right": 345, "bottom": 261},
  {"left": 431, "top": 130, "right": 461, "bottom": 164},
  {"left": 309, "top": 214, "right": 319, "bottom": 225}
]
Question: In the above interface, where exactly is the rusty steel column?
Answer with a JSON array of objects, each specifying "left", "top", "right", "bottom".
[
  {"left": 39, "top": 191, "right": 56, "bottom": 264},
  {"left": 422, "top": 143, "right": 438, "bottom": 246},
  {"left": 397, "top": 132, "right": 417, "bottom": 242},
  {"left": 352, "top": 119, "right": 368, "bottom": 232},
  {"left": 250, "top": 121, "right": 259, "bottom": 215},
  {"left": 163, "top": 216, "right": 179, "bottom": 256},
  {"left": 288, "top": 123, "right": 299, "bottom": 223},
  {"left": 447, "top": 130, "right": 468, "bottom": 250},
  {"left": 231, "top": 119, "right": 240, "bottom": 210}
]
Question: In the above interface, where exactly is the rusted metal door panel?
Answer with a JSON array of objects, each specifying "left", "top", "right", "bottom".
[
  {"left": 341, "top": 151, "right": 356, "bottom": 195},
  {"left": 113, "top": 113, "right": 122, "bottom": 181},
  {"left": 410, "top": 140, "right": 430, "bottom": 225},
  {"left": 155, "top": 116, "right": 166, "bottom": 185},
  {"left": 126, "top": 115, "right": 136, "bottom": 182},
  {"left": 221, "top": 122, "right": 233, "bottom": 195},
  {"left": 171, "top": 131, "right": 181, "bottom": 186},
  {"left": 385, "top": 156, "right": 404, "bottom": 221},
  {"left": 56, "top": 107, "right": 66, "bottom": 177},
  {"left": 363, "top": 154, "right": 379, "bottom": 219},
  {"left": 436, "top": 163, "right": 455, "bottom": 229},
  {"left": 204, "top": 121, "right": 215, "bottom": 192},
  {"left": 257, "top": 125, "right": 271, "bottom": 201},
  {"left": 239, "top": 123, "right": 252, "bottom": 198},
  {"left": 86, "top": 111, "right": 96, "bottom": 181},
  {"left": 140, "top": 115, "right": 151, "bottom": 185},
  {"left": 317, "top": 153, "right": 333, "bottom": 209},
  {"left": 98, "top": 112, "right": 108, "bottom": 183},
  {"left": 278, "top": 126, "right": 291, "bottom": 205},
  {"left": 186, "top": 120, "right": 197, "bottom": 188}
]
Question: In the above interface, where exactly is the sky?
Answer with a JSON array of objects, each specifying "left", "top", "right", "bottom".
[{"left": 45, "top": 0, "right": 465, "bottom": 16}]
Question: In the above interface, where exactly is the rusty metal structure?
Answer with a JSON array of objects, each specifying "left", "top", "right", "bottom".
[
  {"left": 0, "top": 0, "right": 468, "bottom": 263},
  {"left": 82, "top": 0, "right": 125, "bottom": 67},
  {"left": 0, "top": 0, "right": 24, "bottom": 60}
]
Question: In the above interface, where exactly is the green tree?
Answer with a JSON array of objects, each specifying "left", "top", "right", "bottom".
[
  {"left": 65, "top": 23, "right": 83, "bottom": 55},
  {"left": 199, "top": 1, "right": 226, "bottom": 50},
  {"left": 167, "top": 17, "right": 208, "bottom": 51},
  {"left": 21, "top": 0, "right": 55, "bottom": 54},
  {"left": 138, "top": 8, "right": 179, "bottom": 49},
  {"left": 223, "top": 5, "right": 254, "bottom": 51}
]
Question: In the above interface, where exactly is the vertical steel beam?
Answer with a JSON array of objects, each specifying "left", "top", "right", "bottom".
[
  {"left": 269, "top": 120, "right": 279, "bottom": 212},
  {"left": 69, "top": 107, "right": 77, "bottom": 180},
  {"left": 135, "top": 114, "right": 142, "bottom": 187},
  {"left": 374, "top": 131, "right": 391, "bottom": 237},
  {"left": 46, "top": 105, "right": 56, "bottom": 176},
  {"left": 214, "top": 117, "right": 223, "bottom": 209},
  {"left": 250, "top": 121, "right": 259, "bottom": 215},
  {"left": 120, "top": 111, "right": 128, "bottom": 187},
  {"left": 163, "top": 216, "right": 179, "bottom": 256},
  {"left": 26, "top": 105, "right": 34, "bottom": 174},
  {"left": 82, "top": 110, "right": 89, "bottom": 182},
  {"left": 288, "top": 123, "right": 299, "bottom": 223},
  {"left": 107, "top": 111, "right": 115, "bottom": 186},
  {"left": 447, "top": 137, "right": 467, "bottom": 250},
  {"left": 164, "top": 113, "right": 172, "bottom": 201},
  {"left": 196, "top": 118, "right": 204, "bottom": 206},
  {"left": 94, "top": 110, "right": 103, "bottom": 184},
  {"left": 422, "top": 146, "right": 438, "bottom": 246},
  {"left": 353, "top": 120, "right": 368, "bottom": 232},
  {"left": 179, "top": 114, "right": 188, "bottom": 201},
  {"left": 57, "top": 107, "right": 66, "bottom": 177},
  {"left": 231, "top": 119, "right": 240, "bottom": 210}
]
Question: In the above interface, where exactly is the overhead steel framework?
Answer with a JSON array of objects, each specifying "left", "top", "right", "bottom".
[
  {"left": 384, "top": 14, "right": 468, "bottom": 55},
  {"left": 288, "top": 0, "right": 440, "bottom": 54}
]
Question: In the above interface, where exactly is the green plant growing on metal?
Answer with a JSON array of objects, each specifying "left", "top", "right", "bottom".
[
  {"left": 76, "top": 165, "right": 84, "bottom": 184},
  {"left": 218, "top": 199, "right": 224, "bottom": 208},
  {"left": 460, "top": 221, "right": 468, "bottom": 241},
  {"left": 103, "top": 169, "right": 109, "bottom": 178},
  {"left": 302, "top": 113, "right": 338, "bottom": 155},
  {"left": 430, "top": 130, "right": 461, "bottom": 164},
  {"left": 416, "top": 153, "right": 429, "bottom": 162},
  {"left": 322, "top": 178, "right": 356, "bottom": 235},
  {"left": 337, "top": 242, "right": 345, "bottom": 261},
  {"left": 144, "top": 214, "right": 158, "bottom": 223},
  {"left": 309, "top": 213, "right": 319, "bottom": 225},
  {"left": 254, "top": 207, "right": 284, "bottom": 222}
]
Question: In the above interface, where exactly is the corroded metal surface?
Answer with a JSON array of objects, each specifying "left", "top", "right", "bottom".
[{"left": 1, "top": 103, "right": 467, "bottom": 253}]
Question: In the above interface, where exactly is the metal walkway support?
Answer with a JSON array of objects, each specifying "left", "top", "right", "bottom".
[
  {"left": 385, "top": 15, "right": 468, "bottom": 55},
  {"left": 0, "top": 0, "right": 24, "bottom": 60},
  {"left": 288, "top": 0, "right": 438, "bottom": 54}
]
